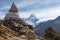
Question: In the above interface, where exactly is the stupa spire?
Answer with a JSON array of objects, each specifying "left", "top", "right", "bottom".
[
  {"left": 4, "top": 2, "right": 20, "bottom": 20},
  {"left": 9, "top": 2, "right": 18, "bottom": 12}
]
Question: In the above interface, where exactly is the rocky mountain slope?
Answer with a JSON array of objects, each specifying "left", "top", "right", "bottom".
[
  {"left": 34, "top": 16, "right": 60, "bottom": 36},
  {"left": 0, "top": 19, "right": 45, "bottom": 40}
]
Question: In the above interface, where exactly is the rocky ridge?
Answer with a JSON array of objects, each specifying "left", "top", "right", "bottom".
[{"left": 0, "top": 20, "right": 45, "bottom": 40}]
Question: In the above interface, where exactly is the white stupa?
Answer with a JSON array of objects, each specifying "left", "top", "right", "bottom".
[{"left": 4, "top": 2, "right": 20, "bottom": 20}]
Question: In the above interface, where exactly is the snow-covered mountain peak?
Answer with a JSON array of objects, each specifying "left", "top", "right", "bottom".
[{"left": 23, "top": 14, "right": 39, "bottom": 27}]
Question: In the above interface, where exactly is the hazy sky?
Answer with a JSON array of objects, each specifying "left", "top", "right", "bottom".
[{"left": 0, "top": 0, "right": 60, "bottom": 22}]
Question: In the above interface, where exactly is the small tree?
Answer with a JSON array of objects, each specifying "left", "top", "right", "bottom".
[
  {"left": 55, "top": 33, "right": 60, "bottom": 40},
  {"left": 44, "top": 26, "right": 56, "bottom": 39},
  {"left": 55, "top": 36, "right": 60, "bottom": 40},
  {"left": 27, "top": 25, "right": 33, "bottom": 30}
]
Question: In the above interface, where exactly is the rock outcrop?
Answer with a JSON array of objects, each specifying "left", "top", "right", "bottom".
[{"left": 0, "top": 20, "right": 45, "bottom": 40}]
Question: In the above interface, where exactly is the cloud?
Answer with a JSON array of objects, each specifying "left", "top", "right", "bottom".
[
  {"left": 0, "top": 12, "right": 5, "bottom": 20},
  {"left": 0, "top": 6, "right": 10, "bottom": 10},
  {"left": 18, "top": 11, "right": 32, "bottom": 18},
  {"left": 1, "top": 0, "right": 60, "bottom": 11},
  {"left": 0, "top": 0, "right": 60, "bottom": 22},
  {"left": 19, "top": 6, "right": 60, "bottom": 22},
  {"left": 16, "top": 0, "right": 60, "bottom": 12},
  {"left": 16, "top": 1, "right": 36, "bottom": 8}
]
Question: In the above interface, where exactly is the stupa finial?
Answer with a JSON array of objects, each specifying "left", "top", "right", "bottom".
[{"left": 9, "top": 2, "right": 18, "bottom": 13}]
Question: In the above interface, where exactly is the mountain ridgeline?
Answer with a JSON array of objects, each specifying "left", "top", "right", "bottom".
[{"left": 34, "top": 16, "right": 60, "bottom": 36}]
